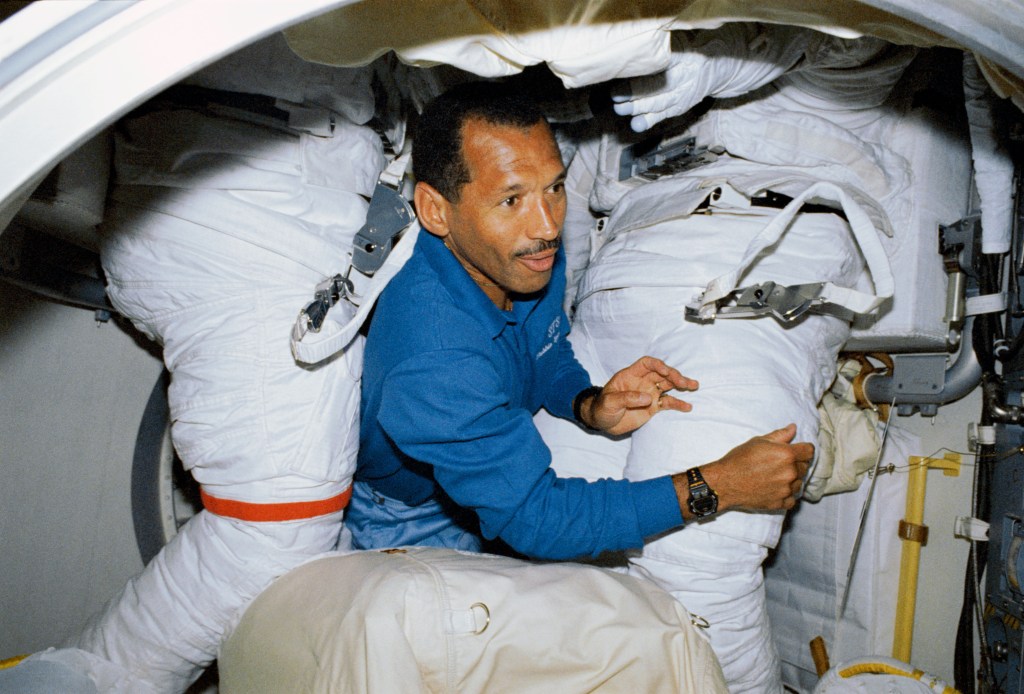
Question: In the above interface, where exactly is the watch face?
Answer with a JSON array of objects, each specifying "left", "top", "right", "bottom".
[
  {"left": 690, "top": 494, "right": 718, "bottom": 516},
  {"left": 685, "top": 468, "right": 718, "bottom": 518},
  {"left": 688, "top": 491, "right": 720, "bottom": 519}
]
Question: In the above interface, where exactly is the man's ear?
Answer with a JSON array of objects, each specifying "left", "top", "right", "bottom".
[{"left": 414, "top": 181, "right": 451, "bottom": 238}]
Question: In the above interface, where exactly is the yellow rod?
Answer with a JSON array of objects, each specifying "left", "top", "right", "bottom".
[{"left": 893, "top": 457, "right": 928, "bottom": 661}]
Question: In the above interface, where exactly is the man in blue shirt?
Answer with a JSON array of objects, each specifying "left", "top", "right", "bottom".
[{"left": 346, "top": 82, "right": 813, "bottom": 560}]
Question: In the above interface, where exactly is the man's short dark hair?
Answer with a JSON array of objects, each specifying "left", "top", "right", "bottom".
[{"left": 412, "top": 81, "right": 547, "bottom": 202}]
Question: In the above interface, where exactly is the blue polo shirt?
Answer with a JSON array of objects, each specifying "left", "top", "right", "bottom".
[{"left": 356, "top": 228, "right": 683, "bottom": 559}]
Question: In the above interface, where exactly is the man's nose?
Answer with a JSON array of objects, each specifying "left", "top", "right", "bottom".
[{"left": 528, "top": 199, "right": 560, "bottom": 240}]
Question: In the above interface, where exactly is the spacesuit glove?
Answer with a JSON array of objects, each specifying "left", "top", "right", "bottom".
[
  {"left": 611, "top": 49, "right": 716, "bottom": 132},
  {"left": 610, "top": 24, "right": 810, "bottom": 132}
]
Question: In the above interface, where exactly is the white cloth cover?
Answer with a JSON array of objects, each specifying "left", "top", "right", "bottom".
[
  {"left": 64, "top": 61, "right": 384, "bottom": 692},
  {"left": 804, "top": 386, "right": 880, "bottom": 502},
  {"left": 187, "top": 31, "right": 375, "bottom": 127},
  {"left": 540, "top": 34, "right": 980, "bottom": 693},
  {"left": 285, "top": 2, "right": 678, "bottom": 89},
  {"left": 844, "top": 92, "right": 972, "bottom": 352},
  {"left": 281, "top": 0, "right": 1024, "bottom": 110},
  {"left": 544, "top": 34, "right": 911, "bottom": 690},
  {"left": 218, "top": 547, "right": 728, "bottom": 693}
]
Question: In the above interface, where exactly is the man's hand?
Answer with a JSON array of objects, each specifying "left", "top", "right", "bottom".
[
  {"left": 581, "top": 356, "right": 698, "bottom": 436},
  {"left": 674, "top": 424, "right": 814, "bottom": 520}
]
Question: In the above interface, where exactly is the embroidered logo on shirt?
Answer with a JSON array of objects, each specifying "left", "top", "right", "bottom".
[{"left": 536, "top": 316, "right": 561, "bottom": 360}]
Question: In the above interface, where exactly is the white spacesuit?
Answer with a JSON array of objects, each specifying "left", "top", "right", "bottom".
[
  {"left": 38, "top": 35, "right": 388, "bottom": 693},
  {"left": 539, "top": 24, "right": 917, "bottom": 692}
]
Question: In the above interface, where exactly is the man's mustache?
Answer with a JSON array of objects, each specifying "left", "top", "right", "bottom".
[{"left": 514, "top": 238, "right": 561, "bottom": 258}]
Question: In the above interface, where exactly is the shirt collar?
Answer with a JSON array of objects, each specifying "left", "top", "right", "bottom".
[{"left": 417, "top": 227, "right": 555, "bottom": 338}]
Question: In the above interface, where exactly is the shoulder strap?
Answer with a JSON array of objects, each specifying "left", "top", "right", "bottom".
[
  {"left": 290, "top": 153, "right": 417, "bottom": 364},
  {"left": 693, "top": 181, "right": 894, "bottom": 321}
]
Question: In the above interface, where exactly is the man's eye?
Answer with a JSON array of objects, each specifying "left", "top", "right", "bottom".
[
  {"left": 501, "top": 195, "right": 519, "bottom": 207},
  {"left": 549, "top": 182, "right": 565, "bottom": 195}
]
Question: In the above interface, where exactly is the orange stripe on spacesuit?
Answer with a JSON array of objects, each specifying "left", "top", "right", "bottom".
[{"left": 200, "top": 486, "right": 352, "bottom": 522}]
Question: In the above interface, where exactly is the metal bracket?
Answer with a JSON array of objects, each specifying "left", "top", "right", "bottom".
[
  {"left": 619, "top": 134, "right": 720, "bottom": 182},
  {"left": 685, "top": 281, "right": 827, "bottom": 324},
  {"left": 351, "top": 181, "right": 415, "bottom": 275},
  {"left": 939, "top": 213, "right": 981, "bottom": 279},
  {"left": 890, "top": 353, "right": 948, "bottom": 404}
]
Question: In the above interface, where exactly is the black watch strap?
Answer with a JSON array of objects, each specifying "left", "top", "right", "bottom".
[
  {"left": 685, "top": 466, "right": 719, "bottom": 518},
  {"left": 573, "top": 385, "right": 602, "bottom": 430}
]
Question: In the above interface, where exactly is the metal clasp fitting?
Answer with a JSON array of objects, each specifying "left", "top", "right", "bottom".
[
  {"left": 686, "top": 281, "right": 826, "bottom": 324},
  {"left": 301, "top": 268, "right": 355, "bottom": 334}
]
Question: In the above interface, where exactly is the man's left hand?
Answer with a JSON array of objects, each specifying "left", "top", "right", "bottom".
[{"left": 583, "top": 356, "right": 698, "bottom": 436}]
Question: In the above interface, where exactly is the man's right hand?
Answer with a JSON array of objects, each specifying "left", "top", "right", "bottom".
[{"left": 672, "top": 423, "right": 814, "bottom": 520}]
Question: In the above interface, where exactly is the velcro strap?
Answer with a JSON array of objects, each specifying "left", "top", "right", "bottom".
[
  {"left": 200, "top": 487, "right": 352, "bottom": 522},
  {"left": 898, "top": 519, "right": 929, "bottom": 545}
]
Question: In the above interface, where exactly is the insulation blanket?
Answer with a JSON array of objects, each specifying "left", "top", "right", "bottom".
[
  {"left": 540, "top": 193, "right": 876, "bottom": 691},
  {"left": 219, "top": 547, "right": 728, "bottom": 693}
]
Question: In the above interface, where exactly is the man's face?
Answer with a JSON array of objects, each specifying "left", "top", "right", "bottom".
[{"left": 417, "top": 117, "right": 567, "bottom": 303}]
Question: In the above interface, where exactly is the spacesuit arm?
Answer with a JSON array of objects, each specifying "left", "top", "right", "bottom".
[{"left": 611, "top": 23, "right": 812, "bottom": 132}]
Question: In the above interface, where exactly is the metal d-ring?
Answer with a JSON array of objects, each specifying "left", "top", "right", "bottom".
[{"left": 470, "top": 602, "right": 491, "bottom": 635}]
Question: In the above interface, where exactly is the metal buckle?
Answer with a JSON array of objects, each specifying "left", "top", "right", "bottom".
[
  {"left": 300, "top": 269, "right": 355, "bottom": 334},
  {"left": 686, "top": 281, "right": 827, "bottom": 323}
]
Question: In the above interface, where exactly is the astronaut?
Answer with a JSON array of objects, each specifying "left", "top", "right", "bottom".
[{"left": 539, "top": 23, "right": 917, "bottom": 692}]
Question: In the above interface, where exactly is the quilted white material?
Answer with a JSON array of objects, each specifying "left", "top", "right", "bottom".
[{"left": 71, "top": 79, "right": 384, "bottom": 690}]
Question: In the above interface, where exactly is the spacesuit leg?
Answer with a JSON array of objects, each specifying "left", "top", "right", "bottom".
[
  {"left": 55, "top": 93, "right": 383, "bottom": 691},
  {"left": 568, "top": 202, "right": 869, "bottom": 691},
  {"left": 63, "top": 205, "right": 365, "bottom": 692},
  {"left": 631, "top": 528, "right": 781, "bottom": 693}
]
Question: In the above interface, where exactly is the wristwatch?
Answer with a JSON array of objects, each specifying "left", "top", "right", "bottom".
[
  {"left": 685, "top": 467, "right": 719, "bottom": 518},
  {"left": 572, "top": 385, "right": 603, "bottom": 431}
]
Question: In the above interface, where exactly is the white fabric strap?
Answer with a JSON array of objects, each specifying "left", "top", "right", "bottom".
[
  {"left": 697, "top": 181, "right": 894, "bottom": 320},
  {"left": 444, "top": 603, "right": 490, "bottom": 635},
  {"left": 954, "top": 516, "right": 990, "bottom": 542},
  {"left": 276, "top": 99, "right": 336, "bottom": 138},
  {"left": 973, "top": 422, "right": 997, "bottom": 446},
  {"left": 379, "top": 151, "right": 412, "bottom": 190},
  {"left": 290, "top": 224, "right": 419, "bottom": 364},
  {"left": 965, "top": 292, "right": 1007, "bottom": 316}
]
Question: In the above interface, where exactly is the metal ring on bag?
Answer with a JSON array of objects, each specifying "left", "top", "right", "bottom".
[
  {"left": 470, "top": 602, "right": 491, "bottom": 635},
  {"left": 690, "top": 614, "right": 710, "bottom": 630}
]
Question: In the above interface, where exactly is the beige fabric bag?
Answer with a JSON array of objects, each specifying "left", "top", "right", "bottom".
[{"left": 219, "top": 547, "right": 726, "bottom": 693}]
